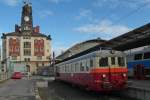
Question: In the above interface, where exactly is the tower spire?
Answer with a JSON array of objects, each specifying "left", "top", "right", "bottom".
[{"left": 23, "top": 0, "right": 30, "bottom": 4}]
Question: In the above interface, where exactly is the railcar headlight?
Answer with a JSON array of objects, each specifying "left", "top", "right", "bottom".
[
  {"left": 123, "top": 73, "right": 126, "bottom": 77},
  {"left": 102, "top": 74, "right": 106, "bottom": 78}
]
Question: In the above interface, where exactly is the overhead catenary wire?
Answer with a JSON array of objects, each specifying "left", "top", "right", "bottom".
[
  {"left": 113, "top": 2, "right": 150, "bottom": 25},
  {"left": 97, "top": 1, "right": 150, "bottom": 38}
]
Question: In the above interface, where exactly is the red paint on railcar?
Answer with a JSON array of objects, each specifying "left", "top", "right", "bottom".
[{"left": 56, "top": 67, "right": 128, "bottom": 92}]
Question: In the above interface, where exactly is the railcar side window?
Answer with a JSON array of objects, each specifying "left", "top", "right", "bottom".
[
  {"left": 71, "top": 64, "right": 73, "bottom": 72},
  {"left": 90, "top": 59, "right": 93, "bottom": 68},
  {"left": 56, "top": 66, "right": 58, "bottom": 72},
  {"left": 66, "top": 64, "right": 69, "bottom": 72},
  {"left": 144, "top": 52, "right": 150, "bottom": 59},
  {"left": 80, "top": 62, "right": 84, "bottom": 71},
  {"left": 69, "top": 64, "right": 71, "bottom": 72},
  {"left": 111, "top": 57, "right": 115, "bottom": 65},
  {"left": 99, "top": 57, "right": 108, "bottom": 67},
  {"left": 86, "top": 60, "right": 89, "bottom": 71},
  {"left": 62, "top": 65, "right": 64, "bottom": 72},
  {"left": 134, "top": 54, "right": 142, "bottom": 60},
  {"left": 65, "top": 65, "right": 67, "bottom": 72},
  {"left": 118, "top": 57, "right": 125, "bottom": 66},
  {"left": 75, "top": 63, "right": 78, "bottom": 72}
]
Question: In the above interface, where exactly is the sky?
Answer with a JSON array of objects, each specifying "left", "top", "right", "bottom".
[{"left": 0, "top": 0, "right": 150, "bottom": 56}]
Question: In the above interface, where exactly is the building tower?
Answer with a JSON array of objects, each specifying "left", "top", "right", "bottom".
[
  {"left": 1, "top": 1, "right": 52, "bottom": 74},
  {"left": 21, "top": 1, "right": 33, "bottom": 31}
]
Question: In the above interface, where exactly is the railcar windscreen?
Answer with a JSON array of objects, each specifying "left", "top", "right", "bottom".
[
  {"left": 99, "top": 57, "right": 108, "bottom": 67},
  {"left": 118, "top": 57, "right": 125, "bottom": 67},
  {"left": 144, "top": 52, "right": 150, "bottom": 59},
  {"left": 134, "top": 54, "right": 142, "bottom": 60},
  {"left": 111, "top": 57, "right": 115, "bottom": 65}
]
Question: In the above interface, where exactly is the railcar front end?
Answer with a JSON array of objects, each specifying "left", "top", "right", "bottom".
[{"left": 90, "top": 67, "right": 128, "bottom": 91}]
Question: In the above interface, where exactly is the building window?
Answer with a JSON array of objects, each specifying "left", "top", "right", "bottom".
[
  {"left": 24, "top": 49, "right": 31, "bottom": 56},
  {"left": 40, "top": 48, "right": 44, "bottom": 51},
  {"left": 24, "top": 26, "right": 30, "bottom": 30},
  {"left": 37, "top": 56, "right": 42, "bottom": 60},
  {"left": 36, "top": 63, "right": 39, "bottom": 67},
  {"left": 42, "top": 63, "right": 44, "bottom": 66},
  {"left": 24, "top": 58, "right": 30, "bottom": 62},
  {"left": 28, "top": 58, "right": 30, "bottom": 61},
  {"left": 24, "top": 42, "right": 31, "bottom": 48},
  {"left": 23, "top": 37, "right": 31, "bottom": 39},
  {"left": 11, "top": 56, "right": 17, "bottom": 60}
]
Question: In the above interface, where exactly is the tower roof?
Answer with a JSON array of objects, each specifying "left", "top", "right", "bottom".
[
  {"left": 1, "top": 32, "right": 52, "bottom": 40},
  {"left": 1, "top": 1, "right": 52, "bottom": 40},
  {"left": 23, "top": 0, "right": 31, "bottom": 5}
]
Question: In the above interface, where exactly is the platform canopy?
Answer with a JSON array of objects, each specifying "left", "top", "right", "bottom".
[{"left": 100, "top": 23, "right": 150, "bottom": 51}]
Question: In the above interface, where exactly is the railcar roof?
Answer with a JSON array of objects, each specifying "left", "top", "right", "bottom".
[
  {"left": 55, "top": 46, "right": 109, "bottom": 64},
  {"left": 127, "top": 47, "right": 150, "bottom": 55},
  {"left": 55, "top": 46, "right": 124, "bottom": 64}
]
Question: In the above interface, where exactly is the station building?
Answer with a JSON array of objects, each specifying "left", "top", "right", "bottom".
[{"left": 1, "top": 2, "right": 52, "bottom": 74}]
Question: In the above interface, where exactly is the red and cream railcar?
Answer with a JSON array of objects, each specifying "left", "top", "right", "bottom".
[{"left": 55, "top": 48, "right": 128, "bottom": 91}]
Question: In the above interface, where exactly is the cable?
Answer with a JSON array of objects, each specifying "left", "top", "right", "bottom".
[
  {"left": 98, "top": 2, "right": 150, "bottom": 38},
  {"left": 114, "top": 2, "right": 150, "bottom": 25}
]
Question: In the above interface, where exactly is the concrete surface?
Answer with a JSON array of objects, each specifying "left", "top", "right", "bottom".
[
  {"left": 122, "top": 79, "right": 150, "bottom": 100},
  {"left": 0, "top": 78, "right": 35, "bottom": 100},
  {"left": 36, "top": 81, "right": 48, "bottom": 88},
  {"left": 129, "top": 79, "right": 150, "bottom": 90}
]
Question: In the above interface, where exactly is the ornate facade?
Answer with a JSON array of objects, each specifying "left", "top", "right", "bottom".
[{"left": 1, "top": 2, "right": 52, "bottom": 74}]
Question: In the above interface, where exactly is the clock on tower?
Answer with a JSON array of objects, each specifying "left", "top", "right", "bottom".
[
  {"left": 24, "top": 16, "right": 30, "bottom": 22},
  {"left": 21, "top": 1, "right": 33, "bottom": 32}
]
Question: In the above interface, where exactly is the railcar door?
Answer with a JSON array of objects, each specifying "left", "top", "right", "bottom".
[{"left": 109, "top": 57, "right": 116, "bottom": 81}]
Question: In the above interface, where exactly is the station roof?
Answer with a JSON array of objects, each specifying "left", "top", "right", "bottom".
[
  {"left": 56, "top": 23, "right": 150, "bottom": 61},
  {"left": 100, "top": 23, "right": 150, "bottom": 51},
  {"left": 56, "top": 38, "right": 106, "bottom": 59},
  {"left": 56, "top": 46, "right": 111, "bottom": 64}
]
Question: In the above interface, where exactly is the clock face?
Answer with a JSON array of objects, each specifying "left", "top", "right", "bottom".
[{"left": 24, "top": 16, "right": 29, "bottom": 22}]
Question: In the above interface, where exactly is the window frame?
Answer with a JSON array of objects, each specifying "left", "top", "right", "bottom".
[
  {"left": 134, "top": 53, "right": 143, "bottom": 60},
  {"left": 118, "top": 57, "right": 125, "bottom": 67},
  {"left": 99, "top": 57, "right": 108, "bottom": 67},
  {"left": 144, "top": 52, "right": 150, "bottom": 59}
]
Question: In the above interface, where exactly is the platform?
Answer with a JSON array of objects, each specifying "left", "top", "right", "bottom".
[
  {"left": 123, "top": 79, "right": 150, "bottom": 100},
  {"left": 128, "top": 79, "right": 150, "bottom": 90}
]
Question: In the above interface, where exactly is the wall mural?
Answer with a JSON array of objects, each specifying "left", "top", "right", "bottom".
[
  {"left": 34, "top": 39, "right": 44, "bottom": 56},
  {"left": 9, "top": 38, "right": 20, "bottom": 56}
]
